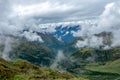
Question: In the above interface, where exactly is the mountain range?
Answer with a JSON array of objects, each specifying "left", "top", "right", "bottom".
[{"left": 0, "top": 22, "right": 120, "bottom": 80}]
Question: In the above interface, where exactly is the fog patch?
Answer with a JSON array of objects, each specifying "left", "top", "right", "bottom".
[
  {"left": 0, "top": 36, "right": 17, "bottom": 60},
  {"left": 50, "top": 50, "right": 66, "bottom": 71}
]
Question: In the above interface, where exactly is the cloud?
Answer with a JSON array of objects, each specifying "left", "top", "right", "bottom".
[
  {"left": 93, "top": 1, "right": 120, "bottom": 47},
  {"left": 21, "top": 30, "right": 44, "bottom": 42},
  {"left": 50, "top": 50, "right": 66, "bottom": 71},
  {"left": 0, "top": 0, "right": 119, "bottom": 47},
  {"left": 75, "top": 35, "right": 103, "bottom": 48},
  {"left": 0, "top": 36, "right": 16, "bottom": 60},
  {"left": 13, "top": 1, "right": 75, "bottom": 17},
  {"left": 10, "top": 0, "right": 115, "bottom": 23},
  {"left": 74, "top": 1, "right": 120, "bottom": 49},
  {"left": 0, "top": 0, "right": 11, "bottom": 19}
]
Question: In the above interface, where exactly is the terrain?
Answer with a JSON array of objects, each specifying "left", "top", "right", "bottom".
[
  {"left": 0, "top": 24, "right": 120, "bottom": 80},
  {"left": 0, "top": 39, "right": 120, "bottom": 80}
]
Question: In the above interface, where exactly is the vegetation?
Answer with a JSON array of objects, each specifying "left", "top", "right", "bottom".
[
  {"left": 10, "top": 40, "right": 55, "bottom": 66},
  {"left": 71, "top": 47, "right": 120, "bottom": 63},
  {"left": 58, "top": 48, "right": 120, "bottom": 80},
  {"left": 1, "top": 37, "right": 120, "bottom": 80},
  {"left": 85, "top": 59, "right": 120, "bottom": 74},
  {"left": 0, "top": 58, "right": 87, "bottom": 80}
]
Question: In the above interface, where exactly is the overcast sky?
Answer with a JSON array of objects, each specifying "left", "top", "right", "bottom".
[
  {"left": 0, "top": 0, "right": 120, "bottom": 50},
  {"left": 0, "top": 0, "right": 117, "bottom": 23}
]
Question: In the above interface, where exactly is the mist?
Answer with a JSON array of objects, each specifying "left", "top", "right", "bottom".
[
  {"left": 0, "top": 0, "right": 120, "bottom": 60},
  {"left": 50, "top": 50, "right": 66, "bottom": 71},
  {"left": 0, "top": 36, "right": 16, "bottom": 60},
  {"left": 73, "top": 1, "right": 120, "bottom": 49}
]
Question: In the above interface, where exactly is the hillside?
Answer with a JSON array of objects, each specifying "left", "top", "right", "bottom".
[
  {"left": 10, "top": 39, "right": 55, "bottom": 66},
  {"left": 0, "top": 37, "right": 120, "bottom": 80},
  {"left": 85, "top": 59, "right": 120, "bottom": 74},
  {"left": 53, "top": 48, "right": 120, "bottom": 80},
  {"left": 71, "top": 48, "right": 120, "bottom": 63},
  {"left": 0, "top": 57, "right": 88, "bottom": 80}
]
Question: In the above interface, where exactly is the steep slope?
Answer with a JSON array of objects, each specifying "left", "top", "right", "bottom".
[
  {"left": 54, "top": 24, "right": 80, "bottom": 43},
  {"left": 38, "top": 33, "right": 65, "bottom": 50},
  {"left": 10, "top": 39, "right": 55, "bottom": 66},
  {"left": 0, "top": 58, "right": 80, "bottom": 80},
  {"left": 71, "top": 48, "right": 120, "bottom": 63}
]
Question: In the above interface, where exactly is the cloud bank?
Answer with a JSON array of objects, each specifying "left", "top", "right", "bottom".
[
  {"left": 74, "top": 1, "right": 120, "bottom": 49},
  {"left": 0, "top": 0, "right": 120, "bottom": 49}
]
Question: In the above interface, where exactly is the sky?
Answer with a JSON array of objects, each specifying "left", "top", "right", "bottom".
[
  {"left": 0, "top": 0, "right": 120, "bottom": 48},
  {"left": 1, "top": 0, "right": 120, "bottom": 60},
  {"left": 0, "top": 0, "right": 116, "bottom": 23}
]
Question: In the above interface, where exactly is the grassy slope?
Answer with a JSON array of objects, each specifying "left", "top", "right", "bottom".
[
  {"left": 85, "top": 59, "right": 120, "bottom": 74},
  {"left": 10, "top": 40, "right": 55, "bottom": 66},
  {"left": 0, "top": 58, "right": 87, "bottom": 80},
  {"left": 72, "top": 59, "right": 120, "bottom": 80},
  {"left": 70, "top": 48, "right": 120, "bottom": 80}
]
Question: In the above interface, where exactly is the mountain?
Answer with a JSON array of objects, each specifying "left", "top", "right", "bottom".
[
  {"left": 21, "top": 23, "right": 81, "bottom": 53},
  {"left": 0, "top": 21, "right": 120, "bottom": 80},
  {"left": 53, "top": 24, "right": 80, "bottom": 43},
  {"left": 10, "top": 39, "right": 55, "bottom": 66},
  {"left": 38, "top": 33, "right": 65, "bottom": 51},
  {"left": 54, "top": 48, "right": 120, "bottom": 80},
  {"left": 70, "top": 48, "right": 120, "bottom": 65}
]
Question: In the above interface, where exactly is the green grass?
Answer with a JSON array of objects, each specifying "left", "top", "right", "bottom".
[
  {"left": 85, "top": 59, "right": 120, "bottom": 74},
  {"left": 0, "top": 58, "right": 87, "bottom": 80},
  {"left": 69, "top": 59, "right": 120, "bottom": 80}
]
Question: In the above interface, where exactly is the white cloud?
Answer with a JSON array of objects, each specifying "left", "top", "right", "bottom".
[
  {"left": 13, "top": 1, "right": 74, "bottom": 17},
  {"left": 76, "top": 39, "right": 88, "bottom": 48},
  {"left": 75, "top": 1, "right": 120, "bottom": 48},
  {"left": 0, "top": 0, "right": 120, "bottom": 47},
  {"left": 75, "top": 36, "right": 103, "bottom": 48},
  {"left": 9, "top": 0, "right": 115, "bottom": 23},
  {"left": 1, "top": 0, "right": 120, "bottom": 60},
  {"left": 21, "top": 30, "right": 44, "bottom": 42},
  {"left": 0, "top": 36, "right": 15, "bottom": 60}
]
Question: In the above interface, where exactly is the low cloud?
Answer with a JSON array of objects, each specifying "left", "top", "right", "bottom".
[
  {"left": 21, "top": 30, "right": 44, "bottom": 42},
  {"left": 0, "top": 36, "right": 16, "bottom": 60},
  {"left": 50, "top": 50, "right": 66, "bottom": 71},
  {"left": 74, "top": 1, "right": 120, "bottom": 49},
  {"left": 0, "top": 0, "right": 120, "bottom": 61},
  {"left": 0, "top": 0, "right": 116, "bottom": 42}
]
